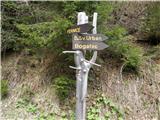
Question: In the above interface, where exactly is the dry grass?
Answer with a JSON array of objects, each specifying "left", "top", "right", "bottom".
[
  {"left": 88, "top": 56, "right": 160, "bottom": 120},
  {"left": 1, "top": 50, "right": 160, "bottom": 120}
]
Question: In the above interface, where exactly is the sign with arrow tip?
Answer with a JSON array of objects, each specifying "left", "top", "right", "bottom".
[
  {"left": 72, "top": 33, "right": 108, "bottom": 42},
  {"left": 67, "top": 23, "right": 93, "bottom": 34},
  {"left": 72, "top": 40, "right": 109, "bottom": 50}
]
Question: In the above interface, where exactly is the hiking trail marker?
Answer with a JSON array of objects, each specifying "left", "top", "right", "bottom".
[
  {"left": 63, "top": 12, "right": 109, "bottom": 120},
  {"left": 67, "top": 23, "right": 93, "bottom": 34}
]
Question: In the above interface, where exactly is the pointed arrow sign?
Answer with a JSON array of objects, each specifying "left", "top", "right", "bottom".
[
  {"left": 72, "top": 40, "right": 109, "bottom": 50},
  {"left": 67, "top": 23, "right": 93, "bottom": 34},
  {"left": 72, "top": 33, "right": 108, "bottom": 42}
]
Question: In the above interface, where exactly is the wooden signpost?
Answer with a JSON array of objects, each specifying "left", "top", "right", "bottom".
[{"left": 63, "top": 12, "right": 109, "bottom": 120}]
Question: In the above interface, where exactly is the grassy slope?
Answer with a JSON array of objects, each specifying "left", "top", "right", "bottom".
[{"left": 1, "top": 50, "right": 160, "bottom": 120}]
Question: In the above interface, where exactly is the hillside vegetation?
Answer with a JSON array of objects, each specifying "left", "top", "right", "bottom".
[{"left": 1, "top": 1, "right": 160, "bottom": 120}]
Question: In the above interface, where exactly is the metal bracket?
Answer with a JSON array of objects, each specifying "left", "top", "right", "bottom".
[
  {"left": 83, "top": 59, "right": 101, "bottom": 67},
  {"left": 69, "top": 66, "right": 81, "bottom": 70},
  {"left": 63, "top": 51, "right": 80, "bottom": 54}
]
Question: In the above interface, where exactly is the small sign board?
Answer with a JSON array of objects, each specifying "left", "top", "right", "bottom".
[
  {"left": 72, "top": 33, "right": 108, "bottom": 42},
  {"left": 67, "top": 23, "right": 93, "bottom": 34},
  {"left": 72, "top": 40, "right": 108, "bottom": 50}
]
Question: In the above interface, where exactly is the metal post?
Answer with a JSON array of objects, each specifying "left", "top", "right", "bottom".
[
  {"left": 76, "top": 12, "right": 88, "bottom": 120},
  {"left": 81, "top": 12, "right": 98, "bottom": 120},
  {"left": 63, "top": 12, "right": 99, "bottom": 120}
]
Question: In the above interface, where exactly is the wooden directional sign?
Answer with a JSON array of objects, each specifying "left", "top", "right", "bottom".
[
  {"left": 72, "top": 33, "right": 109, "bottom": 50},
  {"left": 72, "top": 40, "right": 109, "bottom": 50},
  {"left": 67, "top": 23, "right": 93, "bottom": 34},
  {"left": 72, "top": 33, "right": 108, "bottom": 42}
]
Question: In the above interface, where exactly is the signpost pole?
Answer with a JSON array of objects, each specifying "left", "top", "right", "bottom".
[
  {"left": 81, "top": 12, "right": 98, "bottom": 120},
  {"left": 63, "top": 12, "right": 104, "bottom": 120},
  {"left": 75, "top": 12, "right": 88, "bottom": 120}
]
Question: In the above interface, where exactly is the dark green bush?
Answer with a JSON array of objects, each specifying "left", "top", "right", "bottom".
[
  {"left": 142, "top": 2, "right": 160, "bottom": 45},
  {"left": 95, "top": 2, "right": 144, "bottom": 70},
  {"left": 105, "top": 26, "right": 144, "bottom": 70},
  {"left": 2, "top": 1, "right": 145, "bottom": 71},
  {"left": 2, "top": 1, "right": 114, "bottom": 53},
  {"left": 17, "top": 17, "right": 72, "bottom": 54},
  {"left": 1, "top": 80, "right": 9, "bottom": 98},
  {"left": 1, "top": 1, "right": 63, "bottom": 52},
  {"left": 145, "top": 2, "right": 160, "bottom": 33},
  {"left": 53, "top": 76, "right": 75, "bottom": 101},
  {"left": 1, "top": 1, "right": 33, "bottom": 51}
]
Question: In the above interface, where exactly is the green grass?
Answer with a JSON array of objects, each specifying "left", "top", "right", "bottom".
[
  {"left": 53, "top": 75, "right": 75, "bottom": 101},
  {"left": 1, "top": 80, "right": 9, "bottom": 99},
  {"left": 16, "top": 98, "right": 56, "bottom": 120},
  {"left": 87, "top": 95, "right": 124, "bottom": 120}
]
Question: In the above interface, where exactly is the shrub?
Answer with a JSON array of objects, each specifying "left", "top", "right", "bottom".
[
  {"left": 1, "top": 1, "right": 59, "bottom": 52},
  {"left": 96, "top": 1, "right": 114, "bottom": 30},
  {"left": 142, "top": 2, "right": 160, "bottom": 45},
  {"left": 2, "top": 1, "right": 115, "bottom": 53},
  {"left": 1, "top": 80, "right": 9, "bottom": 98},
  {"left": 53, "top": 76, "right": 75, "bottom": 101},
  {"left": 95, "top": 2, "right": 144, "bottom": 71},
  {"left": 145, "top": 2, "right": 160, "bottom": 33},
  {"left": 105, "top": 26, "right": 144, "bottom": 71},
  {"left": 17, "top": 17, "right": 72, "bottom": 54},
  {"left": 1, "top": 1, "right": 33, "bottom": 51}
]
